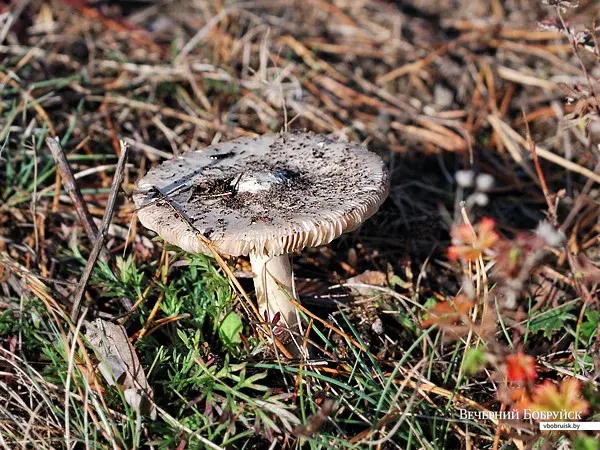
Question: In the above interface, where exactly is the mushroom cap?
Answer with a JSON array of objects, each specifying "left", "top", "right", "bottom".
[{"left": 134, "top": 132, "right": 388, "bottom": 257}]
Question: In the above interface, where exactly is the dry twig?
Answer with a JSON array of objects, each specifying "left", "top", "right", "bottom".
[{"left": 70, "top": 140, "right": 130, "bottom": 323}]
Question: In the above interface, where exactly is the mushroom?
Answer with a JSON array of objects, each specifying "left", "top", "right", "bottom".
[{"left": 133, "top": 132, "right": 388, "bottom": 350}]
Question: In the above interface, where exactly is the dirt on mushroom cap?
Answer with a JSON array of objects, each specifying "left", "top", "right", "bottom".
[{"left": 134, "top": 132, "right": 389, "bottom": 257}]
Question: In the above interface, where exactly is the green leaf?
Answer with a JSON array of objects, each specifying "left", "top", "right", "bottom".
[
  {"left": 463, "top": 346, "right": 487, "bottom": 375},
  {"left": 240, "top": 371, "right": 269, "bottom": 391},
  {"left": 580, "top": 310, "right": 600, "bottom": 341},
  {"left": 528, "top": 306, "right": 576, "bottom": 339},
  {"left": 389, "top": 274, "right": 410, "bottom": 289},
  {"left": 574, "top": 436, "right": 600, "bottom": 450},
  {"left": 219, "top": 312, "right": 243, "bottom": 347},
  {"left": 423, "top": 297, "right": 437, "bottom": 310}
]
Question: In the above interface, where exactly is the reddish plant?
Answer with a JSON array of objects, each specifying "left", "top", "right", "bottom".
[
  {"left": 510, "top": 378, "right": 590, "bottom": 420},
  {"left": 505, "top": 352, "right": 537, "bottom": 384},
  {"left": 494, "top": 233, "right": 545, "bottom": 280},
  {"left": 448, "top": 217, "right": 499, "bottom": 262},
  {"left": 421, "top": 296, "right": 473, "bottom": 339},
  {"left": 529, "top": 378, "right": 589, "bottom": 418}
]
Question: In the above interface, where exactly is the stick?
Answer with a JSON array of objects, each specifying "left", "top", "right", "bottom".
[
  {"left": 522, "top": 110, "right": 557, "bottom": 225},
  {"left": 488, "top": 115, "right": 600, "bottom": 185},
  {"left": 46, "top": 137, "right": 109, "bottom": 261},
  {"left": 0, "top": 0, "right": 31, "bottom": 45},
  {"left": 70, "top": 141, "right": 129, "bottom": 323}
]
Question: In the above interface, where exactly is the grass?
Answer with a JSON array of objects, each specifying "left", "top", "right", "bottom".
[
  {"left": 3, "top": 0, "right": 600, "bottom": 448},
  {"left": 0, "top": 249, "right": 443, "bottom": 449}
]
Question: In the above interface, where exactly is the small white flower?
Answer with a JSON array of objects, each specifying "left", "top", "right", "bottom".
[
  {"left": 470, "top": 192, "right": 489, "bottom": 207},
  {"left": 536, "top": 221, "right": 565, "bottom": 247},
  {"left": 476, "top": 173, "right": 494, "bottom": 192},
  {"left": 455, "top": 170, "right": 475, "bottom": 188},
  {"left": 504, "top": 291, "right": 517, "bottom": 310},
  {"left": 461, "top": 277, "right": 475, "bottom": 299},
  {"left": 371, "top": 318, "right": 384, "bottom": 335}
]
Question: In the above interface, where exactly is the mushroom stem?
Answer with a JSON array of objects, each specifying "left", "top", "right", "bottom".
[{"left": 249, "top": 253, "right": 299, "bottom": 335}]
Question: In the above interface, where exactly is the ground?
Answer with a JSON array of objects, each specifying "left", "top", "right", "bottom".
[{"left": 1, "top": 0, "right": 600, "bottom": 449}]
